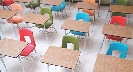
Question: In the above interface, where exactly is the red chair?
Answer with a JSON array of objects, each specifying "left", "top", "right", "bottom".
[
  {"left": 106, "top": 16, "right": 126, "bottom": 41},
  {"left": 19, "top": 28, "right": 36, "bottom": 56},
  {"left": 1, "top": 0, "right": 14, "bottom": 10}
]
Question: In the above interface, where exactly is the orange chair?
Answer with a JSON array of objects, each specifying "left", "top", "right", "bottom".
[
  {"left": 8, "top": 4, "right": 24, "bottom": 24},
  {"left": 82, "top": 0, "right": 95, "bottom": 21},
  {"left": 106, "top": 16, "right": 126, "bottom": 42}
]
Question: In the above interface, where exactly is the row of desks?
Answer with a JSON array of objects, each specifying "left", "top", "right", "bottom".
[{"left": 1, "top": 38, "right": 133, "bottom": 72}]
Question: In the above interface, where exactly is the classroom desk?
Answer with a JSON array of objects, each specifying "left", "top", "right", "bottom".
[
  {"left": 61, "top": 19, "right": 91, "bottom": 50},
  {"left": 22, "top": 13, "right": 50, "bottom": 43},
  {"left": 0, "top": 9, "right": 17, "bottom": 19},
  {"left": 110, "top": 5, "right": 133, "bottom": 14},
  {"left": 75, "top": 2, "right": 99, "bottom": 21},
  {"left": 14, "top": 0, "right": 33, "bottom": 3},
  {"left": 100, "top": 24, "right": 132, "bottom": 51},
  {"left": 41, "top": 46, "right": 80, "bottom": 72},
  {"left": 42, "top": 0, "right": 63, "bottom": 6},
  {"left": 94, "top": 53, "right": 133, "bottom": 72},
  {"left": 0, "top": 38, "right": 28, "bottom": 72}
]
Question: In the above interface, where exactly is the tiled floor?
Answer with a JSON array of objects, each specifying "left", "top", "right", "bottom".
[{"left": 0, "top": 2, "right": 133, "bottom": 72}]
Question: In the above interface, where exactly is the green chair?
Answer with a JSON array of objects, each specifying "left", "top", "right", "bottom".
[
  {"left": 35, "top": 8, "right": 57, "bottom": 33},
  {"left": 62, "top": 35, "right": 79, "bottom": 50},
  {"left": 112, "top": 0, "right": 127, "bottom": 17},
  {"left": 25, "top": 0, "right": 40, "bottom": 11}
]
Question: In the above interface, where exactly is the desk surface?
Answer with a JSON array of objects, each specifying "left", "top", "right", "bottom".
[
  {"left": 110, "top": 5, "right": 133, "bottom": 14},
  {"left": 0, "top": 9, "right": 17, "bottom": 19},
  {"left": 0, "top": 38, "right": 28, "bottom": 58},
  {"left": 61, "top": 19, "right": 91, "bottom": 32},
  {"left": 22, "top": 13, "right": 50, "bottom": 24},
  {"left": 41, "top": 0, "right": 63, "bottom": 6},
  {"left": 102, "top": 24, "right": 132, "bottom": 39},
  {"left": 94, "top": 53, "right": 133, "bottom": 72},
  {"left": 41, "top": 46, "right": 80, "bottom": 69},
  {"left": 14, "top": 0, "right": 33, "bottom": 3},
  {"left": 75, "top": 2, "right": 98, "bottom": 10}
]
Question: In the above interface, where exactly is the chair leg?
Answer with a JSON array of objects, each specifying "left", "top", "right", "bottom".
[
  {"left": 106, "top": 10, "right": 110, "bottom": 18},
  {"left": 1, "top": 56, "right": 7, "bottom": 72},
  {"left": 18, "top": 56, "right": 26, "bottom": 72},
  {"left": 52, "top": 25, "right": 57, "bottom": 33},
  {"left": 0, "top": 27, "right": 5, "bottom": 38}
]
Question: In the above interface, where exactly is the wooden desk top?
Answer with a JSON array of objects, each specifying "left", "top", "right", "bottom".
[
  {"left": 110, "top": 5, "right": 133, "bottom": 14},
  {"left": 0, "top": 38, "right": 28, "bottom": 58},
  {"left": 94, "top": 53, "right": 133, "bottom": 72},
  {"left": 22, "top": 13, "right": 50, "bottom": 24},
  {"left": 41, "top": 0, "right": 63, "bottom": 6},
  {"left": 75, "top": 2, "right": 98, "bottom": 10},
  {"left": 61, "top": 19, "right": 91, "bottom": 33},
  {"left": 41, "top": 46, "right": 80, "bottom": 69},
  {"left": 15, "top": 0, "right": 33, "bottom": 3},
  {"left": 102, "top": 24, "right": 132, "bottom": 39},
  {"left": 0, "top": 9, "right": 17, "bottom": 19}
]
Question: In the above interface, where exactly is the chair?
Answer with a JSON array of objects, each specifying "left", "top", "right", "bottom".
[
  {"left": 0, "top": 0, "right": 14, "bottom": 10},
  {"left": 106, "top": 42, "right": 128, "bottom": 58},
  {"left": 9, "top": 4, "right": 24, "bottom": 24},
  {"left": 35, "top": 8, "right": 57, "bottom": 33},
  {"left": 71, "top": 12, "right": 90, "bottom": 36},
  {"left": 62, "top": 35, "right": 79, "bottom": 50},
  {"left": 82, "top": 0, "right": 95, "bottom": 21},
  {"left": 25, "top": 0, "right": 40, "bottom": 13},
  {"left": 51, "top": 0, "right": 66, "bottom": 17},
  {"left": 19, "top": 28, "right": 36, "bottom": 56},
  {"left": 106, "top": 16, "right": 126, "bottom": 42}
]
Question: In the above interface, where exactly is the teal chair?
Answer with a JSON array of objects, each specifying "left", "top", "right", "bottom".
[
  {"left": 106, "top": 42, "right": 128, "bottom": 58},
  {"left": 25, "top": 0, "right": 40, "bottom": 12},
  {"left": 112, "top": 0, "right": 127, "bottom": 17},
  {"left": 35, "top": 8, "right": 57, "bottom": 33},
  {"left": 62, "top": 35, "right": 79, "bottom": 50}
]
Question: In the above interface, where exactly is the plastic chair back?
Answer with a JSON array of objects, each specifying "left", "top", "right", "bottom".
[
  {"left": 11, "top": 4, "right": 24, "bottom": 17},
  {"left": 110, "top": 16, "right": 126, "bottom": 26},
  {"left": 62, "top": 36, "right": 79, "bottom": 50},
  {"left": 84, "top": 0, "right": 95, "bottom": 3},
  {"left": 106, "top": 42, "right": 128, "bottom": 58},
  {"left": 2, "top": 0, "right": 14, "bottom": 6},
  {"left": 40, "top": 8, "right": 52, "bottom": 17},
  {"left": 19, "top": 28, "right": 36, "bottom": 47},
  {"left": 76, "top": 12, "right": 90, "bottom": 22},
  {"left": 116, "top": 0, "right": 127, "bottom": 6},
  {"left": 112, "top": 0, "right": 116, "bottom": 4}
]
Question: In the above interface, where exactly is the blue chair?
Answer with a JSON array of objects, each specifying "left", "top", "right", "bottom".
[
  {"left": 112, "top": 0, "right": 116, "bottom": 4},
  {"left": 71, "top": 12, "right": 90, "bottom": 36},
  {"left": 51, "top": 0, "right": 66, "bottom": 12},
  {"left": 106, "top": 42, "right": 128, "bottom": 58}
]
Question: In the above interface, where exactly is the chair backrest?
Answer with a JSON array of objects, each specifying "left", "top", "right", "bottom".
[
  {"left": 112, "top": 0, "right": 116, "bottom": 4},
  {"left": 106, "top": 42, "right": 128, "bottom": 58},
  {"left": 76, "top": 12, "right": 90, "bottom": 22},
  {"left": 2, "top": 0, "right": 14, "bottom": 6},
  {"left": 84, "top": 0, "right": 95, "bottom": 3},
  {"left": 19, "top": 28, "right": 36, "bottom": 47},
  {"left": 11, "top": 4, "right": 24, "bottom": 17},
  {"left": 110, "top": 16, "right": 126, "bottom": 26},
  {"left": 40, "top": 8, "right": 52, "bottom": 17},
  {"left": 116, "top": 0, "right": 127, "bottom": 6},
  {"left": 62, "top": 36, "right": 79, "bottom": 50},
  {"left": 60, "top": 0, "right": 66, "bottom": 9}
]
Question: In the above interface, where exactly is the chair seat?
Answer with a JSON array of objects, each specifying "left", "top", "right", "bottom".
[
  {"left": 11, "top": 16, "right": 23, "bottom": 24},
  {"left": 106, "top": 35, "right": 123, "bottom": 41},
  {"left": 20, "top": 43, "right": 35, "bottom": 56},
  {"left": 71, "top": 30, "right": 85, "bottom": 36},
  {"left": 51, "top": 6, "right": 63, "bottom": 12},
  {"left": 112, "top": 12, "right": 126, "bottom": 17},
  {"left": 82, "top": 9, "right": 94, "bottom": 16},
  {"left": 35, "top": 20, "right": 52, "bottom": 29},
  {"left": 2, "top": 0, "right": 14, "bottom": 6},
  {"left": 26, "top": 3, "right": 40, "bottom": 9}
]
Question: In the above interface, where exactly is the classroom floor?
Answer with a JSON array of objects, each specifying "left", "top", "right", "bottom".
[{"left": 0, "top": 2, "right": 133, "bottom": 72}]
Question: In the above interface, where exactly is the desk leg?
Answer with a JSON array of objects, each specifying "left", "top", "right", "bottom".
[
  {"left": 58, "top": 6, "right": 61, "bottom": 21},
  {"left": 65, "top": 30, "right": 66, "bottom": 35},
  {"left": 84, "top": 33, "right": 87, "bottom": 51},
  {"left": 98, "top": 6, "right": 100, "bottom": 17},
  {"left": 11, "top": 22, "right": 18, "bottom": 40},
  {"left": 125, "top": 39, "right": 128, "bottom": 44},
  {"left": 47, "top": 64, "right": 49, "bottom": 72},
  {"left": 43, "top": 25, "right": 49, "bottom": 45},
  {"left": 72, "top": 69, "right": 74, "bottom": 72},
  {"left": 99, "top": 35, "right": 105, "bottom": 52},
  {"left": 18, "top": 56, "right": 25, "bottom": 72},
  {"left": 99, "top": 0, "right": 100, "bottom": 8},
  {"left": 0, "top": 55, "right": 7, "bottom": 72}
]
